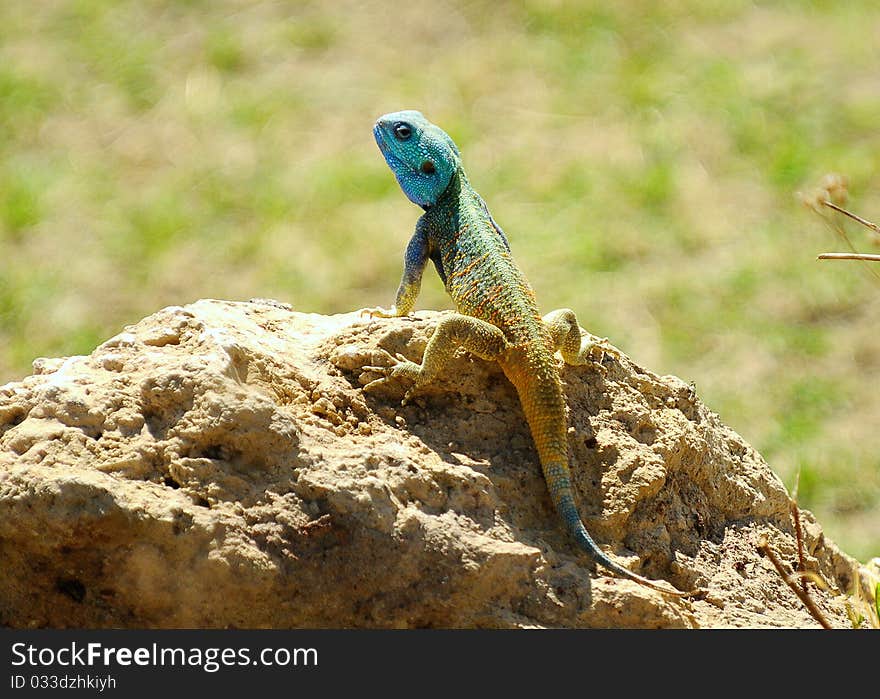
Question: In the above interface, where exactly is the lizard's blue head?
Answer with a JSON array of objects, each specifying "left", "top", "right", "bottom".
[{"left": 374, "top": 110, "right": 461, "bottom": 208}]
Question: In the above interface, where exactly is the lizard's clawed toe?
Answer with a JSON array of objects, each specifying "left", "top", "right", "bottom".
[
  {"left": 359, "top": 305, "right": 397, "bottom": 319},
  {"left": 362, "top": 365, "right": 392, "bottom": 376},
  {"left": 362, "top": 375, "right": 391, "bottom": 392}
]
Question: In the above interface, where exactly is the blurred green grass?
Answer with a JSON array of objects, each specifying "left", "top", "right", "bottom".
[{"left": 1, "top": 0, "right": 879, "bottom": 560}]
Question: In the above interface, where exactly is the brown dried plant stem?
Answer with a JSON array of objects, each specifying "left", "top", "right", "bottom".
[
  {"left": 823, "top": 200, "right": 880, "bottom": 235},
  {"left": 818, "top": 253, "right": 880, "bottom": 261},
  {"left": 757, "top": 538, "right": 832, "bottom": 629},
  {"left": 790, "top": 500, "right": 808, "bottom": 597}
]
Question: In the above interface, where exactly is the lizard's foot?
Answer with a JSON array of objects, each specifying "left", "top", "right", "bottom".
[
  {"left": 543, "top": 308, "right": 621, "bottom": 367},
  {"left": 362, "top": 350, "right": 423, "bottom": 404},
  {"left": 580, "top": 333, "right": 622, "bottom": 364},
  {"left": 359, "top": 305, "right": 400, "bottom": 319}
]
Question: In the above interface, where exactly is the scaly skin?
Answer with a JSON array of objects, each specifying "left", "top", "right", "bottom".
[{"left": 363, "top": 111, "right": 695, "bottom": 597}]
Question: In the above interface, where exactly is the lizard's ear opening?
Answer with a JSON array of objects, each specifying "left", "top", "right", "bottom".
[{"left": 420, "top": 161, "right": 436, "bottom": 175}]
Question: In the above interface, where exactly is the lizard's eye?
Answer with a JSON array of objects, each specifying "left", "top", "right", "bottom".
[
  {"left": 420, "top": 161, "right": 436, "bottom": 175},
  {"left": 393, "top": 123, "right": 412, "bottom": 140}
]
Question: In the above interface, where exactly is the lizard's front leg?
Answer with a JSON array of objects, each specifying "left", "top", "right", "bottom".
[
  {"left": 542, "top": 308, "right": 621, "bottom": 365},
  {"left": 361, "top": 222, "right": 430, "bottom": 318},
  {"left": 363, "top": 314, "right": 508, "bottom": 404}
]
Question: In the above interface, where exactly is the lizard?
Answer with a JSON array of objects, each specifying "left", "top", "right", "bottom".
[{"left": 361, "top": 110, "right": 695, "bottom": 597}]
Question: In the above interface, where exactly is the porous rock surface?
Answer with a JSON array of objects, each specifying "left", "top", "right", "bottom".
[{"left": 0, "top": 299, "right": 863, "bottom": 628}]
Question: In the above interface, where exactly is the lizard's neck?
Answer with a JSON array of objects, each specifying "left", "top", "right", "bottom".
[
  {"left": 422, "top": 169, "right": 473, "bottom": 247},
  {"left": 424, "top": 168, "right": 480, "bottom": 216}
]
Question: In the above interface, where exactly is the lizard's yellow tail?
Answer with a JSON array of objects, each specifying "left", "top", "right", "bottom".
[{"left": 502, "top": 350, "right": 693, "bottom": 597}]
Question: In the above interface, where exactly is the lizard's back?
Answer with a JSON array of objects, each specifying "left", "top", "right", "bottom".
[
  {"left": 423, "top": 171, "right": 569, "bottom": 483},
  {"left": 423, "top": 173, "right": 548, "bottom": 348}
]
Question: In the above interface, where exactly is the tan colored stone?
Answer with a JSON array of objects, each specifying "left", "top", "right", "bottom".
[{"left": 0, "top": 299, "right": 864, "bottom": 627}]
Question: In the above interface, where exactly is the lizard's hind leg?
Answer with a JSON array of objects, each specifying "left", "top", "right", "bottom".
[
  {"left": 363, "top": 313, "right": 508, "bottom": 403},
  {"left": 542, "top": 308, "right": 620, "bottom": 365}
]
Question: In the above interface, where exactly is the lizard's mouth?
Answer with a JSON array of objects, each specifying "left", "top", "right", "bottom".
[
  {"left": 373, "top": 123, "right": 389, "bottom": 153},
  {"left": 373, "top": 123, "right": 408, "bottom": 173}
]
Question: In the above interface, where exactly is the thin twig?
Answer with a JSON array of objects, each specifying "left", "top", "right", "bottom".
[
  {"left": 823, "top": 200, "right": 880, "bottom": 235},
  {"left": 757, "top": 537, "right": 833, "bottom": 629},
  {"left": 812, "top": 200, "right": 880, "bottom": 280},
  {"left": 818, "top": 252, "right": 880, "bottom": 261},
  {"left": 790, "top": 498, "right": 808, "bottom": 597}
]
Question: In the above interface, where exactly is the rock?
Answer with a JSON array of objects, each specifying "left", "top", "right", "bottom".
[{"left": 0, "top": 299, "right": 866, "bottom": 628}]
